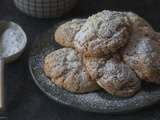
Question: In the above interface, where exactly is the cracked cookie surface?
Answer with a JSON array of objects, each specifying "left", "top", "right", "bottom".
[
  {"left": 74, "top": 10, "right": 131, "bottom": 57},
  {"left": 43, "top": 48, "right": 99, "bottom": 93},
  {"left": 54, "top": 19, "right": 86, "bottom": 48},
  {"left": 122, "top": 12, "right": 160, "bottom": 84},
  {"left": 122, "top": 37, "right": 160, "bottom": 84},
  {"left": 84, "top": 56, "right": 141, "bottom": 97}
]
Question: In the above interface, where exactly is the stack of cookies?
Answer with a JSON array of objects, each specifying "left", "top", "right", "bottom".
[{"left": 43, "top": 10, "right": 160, "bottom": 97}]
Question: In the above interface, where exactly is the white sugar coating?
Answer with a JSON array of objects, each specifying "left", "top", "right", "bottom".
[
  {"left": 0, "top": 26, "right": 25, "bottom": 58},
  {"left": 74, "top": 10, "right": 131, "bottom": 57},
  {"left": 43, "top": 48, "right": 99, "bottom": 93}
]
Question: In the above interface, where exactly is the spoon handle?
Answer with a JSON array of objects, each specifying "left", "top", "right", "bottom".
[{"left": 0, "top": 58, "right": 4, "bottom": 110}]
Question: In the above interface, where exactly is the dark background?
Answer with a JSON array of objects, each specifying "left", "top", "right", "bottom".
[{"left": 0, "top": 0, "right": 160, "bottom": 120}]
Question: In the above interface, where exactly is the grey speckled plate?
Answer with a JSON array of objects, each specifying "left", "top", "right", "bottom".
[{"left": 29, "top": 27, "right": 160, "bottom": 114}]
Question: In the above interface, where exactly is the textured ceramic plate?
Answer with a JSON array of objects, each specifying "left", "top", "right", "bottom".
[{"left": 29, "top": 27, "right": 160, "bottom": 114}]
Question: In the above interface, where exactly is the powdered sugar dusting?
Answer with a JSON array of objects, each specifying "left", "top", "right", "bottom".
[
  {"left": 29, "top": 26, "right": 160, "bottom": 113},
  {"left": 74, "top": 10, "right": 131, "bottom": 57},
  {"left": 0, "top": 22, "right": 26, "bottom": 58}
]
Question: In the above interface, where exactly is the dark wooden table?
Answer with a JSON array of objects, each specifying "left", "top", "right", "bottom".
[{"left": 1, "top": 0, "right": 160, "bottom": 120}]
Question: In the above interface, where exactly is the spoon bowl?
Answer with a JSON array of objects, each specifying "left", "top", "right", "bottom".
[{"left": 0, "top": 21, "right": 27, "bottom": 63}]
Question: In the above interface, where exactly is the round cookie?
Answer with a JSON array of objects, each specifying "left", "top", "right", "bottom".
[
  {"left": 54, "top": 19, "right": 86, "bottom": 48},
  {"left": 84, "top": 56, "right": 141, "bottom": 97},
  {"left": 125, "top": 12, "right": 157, "bottom": 41},
  {"left": 122, "top": 38, "right": 160, "bottom": 84},
  {"left": 126, "top": 12, "right": 160, "bottom": 43},
  {"left": 74, "top": 10, "right": 131, "bottom": 57},
  {"left": 43, "top": 48, "right": 99, "bottom": 93},
  {"left": 122, "top": 12, "right": 160, "bottom": 84}
]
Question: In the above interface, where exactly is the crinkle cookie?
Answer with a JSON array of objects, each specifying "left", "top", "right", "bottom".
[
  {"left": 74, "top": 10, "right": 131, "bottom": 57},
  {"left": 54, "top": 19, "right": 86, "bottom": 48},
  {"left": 126, "top": 12, "right": 160, "bottom": 42},
  {"left": 84, "top": 56, "right": 141, "bottom": 97},
  {"left": 43, "top": 48, "right": 99, "bottom": 93},
  {"left": 126, "top": 12, "right": 160, "bottom": 43},
  {"left": 122, "top": 12, "right": 160, "bottom": 84},
  {"left": 122, "top": 37, "right": 160, "bottom": 84},
  {"left": 125, "top": 12, "right": 159, "bottom": 41}
]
